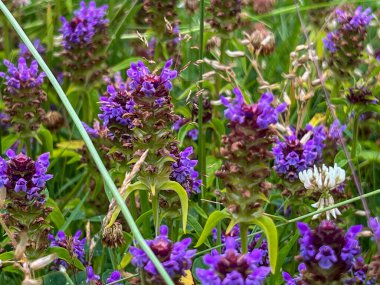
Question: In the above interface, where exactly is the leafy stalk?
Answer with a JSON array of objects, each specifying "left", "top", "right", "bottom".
[
  {"left": 198, "top": 0, "right": 206, "bottom": 199},
  {"left": 0, "top": 2, "right": 174, "bottom": 284}
]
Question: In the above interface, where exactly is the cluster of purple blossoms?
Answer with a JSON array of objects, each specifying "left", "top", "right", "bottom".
[
  {"left": 99, "top": 59, "right": 177, "bottom": 135},
  {"left": 60, "top": 1, "right": 108, "bottom": 50},
  {"left": 283, "top": 221, "right": 367, "bottom": 284},
  {"left": 49, "top": 230, "right": 86, "bottom": 268},
  {"left": 369, "top": 218, "right": 380, "bottom": 243},
  {"left": 221, "top": 88, "right": 286, "bottom": 129},
  {"left": 99, "top": 80, "right": 135, "bottom": 131},
  {"left": 323, "top": 7, "right": 372, "bottom": 53},
  {"left": 0, "top": 57, "right": 45, "bottom": 90},
  {"left": 196, "top": 237, "right": 270, "bottom": 285},
  {"left": 273, "top": 124, "right": 326, "bottom": 182},
  {"left": 127, "top": 59, "right": 177, "bottom": 94},
  {"left": 211, "top": 225, "right": 269, "bottom": 266},
  {"left": 130, "top": 225, "right": 195, "bottom": 284},
  {"left": 86, "top": 266, "right": 122, "bottom": 285},
  {"left": 19, "top": 39, "right": 45, "bottom": 60},
  {"left": 170, "top": 146, "right": 201, "bottom": 195},
  {"left": 323, "top": 6, "right": 372, "bottom": 75},
  {"left": 0, "top": 150, "right": 52, "bottom": 204}
]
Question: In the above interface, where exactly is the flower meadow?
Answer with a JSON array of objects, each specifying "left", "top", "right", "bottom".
[{"left": 0, "top": 0, "right": 380, "bottom": 284}]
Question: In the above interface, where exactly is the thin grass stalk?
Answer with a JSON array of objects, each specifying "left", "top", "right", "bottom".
[
  {"left": 198, "top": 0, "right": 206, "bottom": 200},
  {"left": 194, "top": 188, "right": 380, "bottom": 257},
  {"left": 293, "top": 0, "right": 371, "bottom": 220},
  {"left": 0, "top": 2, "right": 174, "bottom": 284}
]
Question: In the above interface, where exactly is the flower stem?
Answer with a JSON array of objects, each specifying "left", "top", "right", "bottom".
[
  {"left": 198, "top": 0, "right": 206, "bottom": 201},
  {"left": 351, "top": 111, "right": 360, "bottom": 160},
  {"left": 240, "top": 223, "right": 249, "bottom": 254}
]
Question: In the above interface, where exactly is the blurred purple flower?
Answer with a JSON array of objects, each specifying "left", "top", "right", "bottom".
[
  {"left": 60, "top": 1, "right": 108, "bottom": 49},
  {"left": 49, "top": 230, "right": 86, "bottom": 268},
  {"left": 0, "top": 57, "right": 45, "bottom": 90},
  {"left": 19, "top": 39, "right": 46, "bottom": 60}
]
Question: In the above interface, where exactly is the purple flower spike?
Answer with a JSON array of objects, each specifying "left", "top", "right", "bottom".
[
  {"left": 1, "top": 57, "right": 45, "bottom": 90},
  {"left": 170, "top": 146, "right": 201, "bottom": 195},
  {"left": 287, "top": 220, "right": 365, "bottom": 283},
  {"left": 130, "top": 225, "right": 195, "bottom": 284},
  {"left": 0, "top": 151, "right": 52, "bottom": 204},
  {"left": 196, "top": 237, "right": 270, "bottom": 285},
  {"left": 86, "top": 266, "right": 100, "bottom": 284},
  {"left": 19, "top": 39, "right": 46, "bottom": 60},
  {"left": 49, "top": 230, "right": 86, "bottom": 269},
  {"left": 106, "top": 271, "right": 122, "bottom": 285},
  {"left": 221, "top": 88, "right": 286, "bottom": 129},
  {"left": 60, "top": 1, "right": 108, "bottom": 50}
]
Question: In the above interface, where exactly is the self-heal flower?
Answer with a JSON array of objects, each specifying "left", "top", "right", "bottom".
[
  {"left": 0, "top": 57, "right": 47, "bottom": 135},
  {"left": 170, "top": 146, "right": 201, "bottom": 195},
  {"left": 273, "top": 124, "right": 325, "bottom": 182},
  {"left": 60, "top": 1, "right": 108, "bottom": 49},
  {"left": 19, "top": 39, "right": 46, "bottom": 60},
  {"left": 130, "top": 225, "right": 196, "bottom": 284},
  {"left": 0, "top": 150, "right": 53, "bottom": 259},
  {"left": 217, "top": 87, "right": 286, "bottom": 218},
  {"left": 49, "top": 230, "right": 86, "bottom": 268},
  {"left": 60, "top": 1, "right": 109, "bottom": 83},
  {"left": 0, "top": 150, "right": 52, "bottom": 203},
  {"left": 196, "top": 237, "right": 270, "bottom": 285},
  {"left": 291, "top": 221, "right": 364, "bottom": 283},
  {"left": 323, "top": 6, "right": 373, "bottom": 75},
  {"left": 86, "top": 266, "right": 100, "bottom": 284}
]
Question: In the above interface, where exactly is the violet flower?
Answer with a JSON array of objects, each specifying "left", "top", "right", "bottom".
[
  {"left": 196, "top": 237, "right": 270, "bottom": 285},
  {"left": 60, "top": 1, "right": 108, "bottom": 50},
  {"left": 130, "top": 225, "right": 195, "bottom": 284},
  {"left": 49, "top": 230, "right": 86, "bottom": 268},
  {"left": 0, "top": 150, "right": 52, "bottom": 204}
]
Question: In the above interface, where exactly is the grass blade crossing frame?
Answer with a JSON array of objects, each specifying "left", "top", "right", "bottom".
[{"left": 0, "top": 2, "right": 174, "bottom": 284}]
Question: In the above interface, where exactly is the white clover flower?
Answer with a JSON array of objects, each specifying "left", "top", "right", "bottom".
[
  {"left": 298, "top": 164, "right": 345, "bottom": 191},
  {"left": 311, "top": 195, "right": 342, "bottom": 220},
  {"left": 299, "top": 164, "right": 345, "bottom": 220}
]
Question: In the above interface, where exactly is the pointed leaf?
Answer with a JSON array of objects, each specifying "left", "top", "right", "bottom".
[
  {"left": 160, "top": 181, "right": 189, "bottom": 232},
  {"left": 195, "top": 210, "right": 231, "bottom": 247},
  {"left": 252, "top": 216, "right": 278, "bottom": 274},
  {"left": 106, "top": 181, "right": 148, "bottom": 228}
]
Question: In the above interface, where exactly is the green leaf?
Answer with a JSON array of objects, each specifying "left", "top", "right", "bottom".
[
  {"left": 225, "top": 219, "right": 239, "bottom": 234},
  {"left": 159, "top": 181, "right": 189, "bottom": 232},
  {"left": 1, "top": 134, "right": 18, "bottom": 153},
  {"left": 106, "top": 181, "right": 148, "bottom": 228},
  {"left": 46, "top": 198, "right": 65, "bottom": 229},
  {"left": 61, "top": 191, "right": 89, "bottom": 232},
  {"left": 252, "top": 216, "right": 278, "bottom": 274},
  {"left": 188, "top": 215, "right": 210, "bottom": 247},
  {"left": 0, "top": 251, "right": 14, "bottom": 261},
  {"left": 274, "top": 232, "right": 299, "bottom": 283},
  {"left": 47, "top": 247, "right": 85, "bottom": 271},
  {"left": 195, "top": 210, "right": 231, "bottom": 247}
]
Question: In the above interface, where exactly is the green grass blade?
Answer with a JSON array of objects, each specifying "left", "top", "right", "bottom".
[{"left": 0, "top": 2, "right": 174, "bottom": 283}]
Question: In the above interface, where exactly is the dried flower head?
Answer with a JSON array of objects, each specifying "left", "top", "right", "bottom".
[
  {"left": 243, "top": 23, "right": 275, "bottom": 55},
  {"left": 253, "top": 0, "right": 276, "bottom": 14}
]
